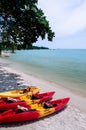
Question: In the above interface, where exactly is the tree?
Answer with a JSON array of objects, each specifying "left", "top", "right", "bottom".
[{"left": 0, "top": 0, "right": 55, "bottom": 54}]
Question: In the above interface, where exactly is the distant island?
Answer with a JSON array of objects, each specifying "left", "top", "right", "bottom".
[
  {"left": 17, "top": 45, "right": 49, "bottom": 50},
  {"left": 30, "top": 46, "right": 49, "bottom": 50}
]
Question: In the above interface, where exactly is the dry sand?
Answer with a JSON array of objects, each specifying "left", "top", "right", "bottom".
[{"left": 0, "top": 58, "right": 86, "bottom": 130}]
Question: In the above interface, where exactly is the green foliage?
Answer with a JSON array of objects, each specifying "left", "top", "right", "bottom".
[{"left": 0, "top": 0, "right": 55, "bottom": 52}]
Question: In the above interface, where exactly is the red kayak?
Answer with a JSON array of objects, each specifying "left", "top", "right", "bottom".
[
  {"left": 0, "top": 91, "right": 55, "bottom": 111},
  {"left": 0, "top": 97, "right": 70, "bottom": 123}
]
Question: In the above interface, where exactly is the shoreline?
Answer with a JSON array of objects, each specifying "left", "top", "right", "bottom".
[
  {"left": 0, "top": 58, "right": 86, "bottom": 129},
  {"left": 0, "top": 58, "right": 86, "bottom": 113}
]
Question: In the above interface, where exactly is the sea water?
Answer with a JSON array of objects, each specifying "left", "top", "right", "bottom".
[{"left": 1, "top": 49, "right": 86, "bottom": 96}]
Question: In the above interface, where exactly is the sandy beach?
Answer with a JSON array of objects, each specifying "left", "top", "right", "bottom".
[{"left": 0, "top": 58, "right": 86, "bottom": 130}]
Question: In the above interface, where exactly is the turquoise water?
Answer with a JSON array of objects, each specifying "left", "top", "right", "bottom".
[{"left": 2, "top": 49, "right": 86, "bottom": 96}]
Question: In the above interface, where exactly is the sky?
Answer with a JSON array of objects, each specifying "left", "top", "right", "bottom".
[{"left": 35, "top": 0, "right": 86, "bottom": 49}]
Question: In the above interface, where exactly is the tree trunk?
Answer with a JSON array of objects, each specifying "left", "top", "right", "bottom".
[
  {"left": 11, "top": 49, "right": 15, "bottom": 53},
  {"left": 0, "top": 48, "right": 2, "bottom": 56}
]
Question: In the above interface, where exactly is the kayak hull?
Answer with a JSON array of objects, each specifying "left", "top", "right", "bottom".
[
  {"left": 0, "top": 109, "right": 40, "bottom": 123},
  {"left": 0, "top": 97, "right": 70, "bottom": 123},
  {"left": 0, "top": 100, "right": 28, "bottom": 111},
  {"left": 0, "top": 91, "right": 55, "bottom": 111},
  {"left": 19, "top": 91, "right": 55, "bottom": 104}
]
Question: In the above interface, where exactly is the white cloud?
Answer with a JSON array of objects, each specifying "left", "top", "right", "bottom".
[{"left": 38, "top": 0, "right": 86, "bottom": 37}]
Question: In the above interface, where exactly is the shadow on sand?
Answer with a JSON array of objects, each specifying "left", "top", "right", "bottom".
[{"left": 0, "top": 65, "right": 27, "bottom": 92}]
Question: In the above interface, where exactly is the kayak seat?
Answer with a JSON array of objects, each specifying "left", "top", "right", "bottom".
[
  {"left": 53, "top": 104, "right": 58, "bottom": 107},
  {"left": 30, "top": 109, "right": 36, "bottom": 111},
  {"left": 19, "top": 89, "right": 27, "bottom": 94},
  {"left": 6, "top": 98, "right": 21, "bottom": 103},
  {"left": 5, "top": 98, "right": 14, "bottom": 103},
  {"left": 17, "top": 108, "right": 36, "bottom": 113},
  {"left": 31, "top": 95, "right": 43, "bottom": 100},
  {"left": 16, "top": 105, "right": 30, "bottom": 113},
  {"left": 17, "top": 109, "right": 29, "bottom": 113},
  {"left": 43, "top": 102, "right": 53, "bottom": 109},
  {"left": 20, "top": 87, "right": 31, "bottom": 94}
]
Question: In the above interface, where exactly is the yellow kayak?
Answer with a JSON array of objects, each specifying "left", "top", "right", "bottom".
[{"left": 0, "top": 86, "right": 40, "bottom": 98}]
